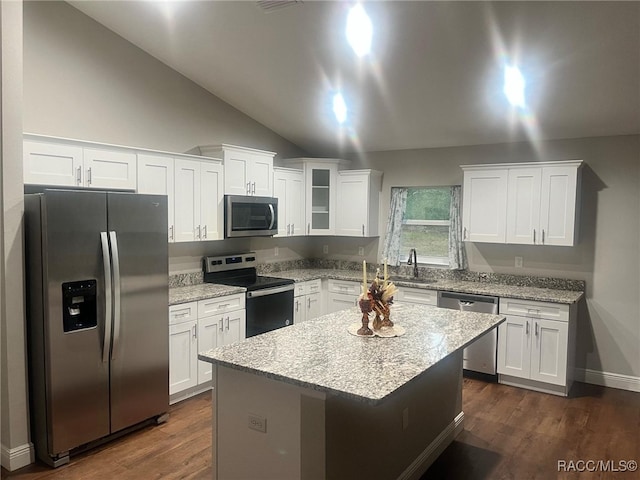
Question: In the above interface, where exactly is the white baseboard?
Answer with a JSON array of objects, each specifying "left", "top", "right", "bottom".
[
  {"left": 1, "top": 442, "right": 34, "bottom": 471},
  {"left": 575, "top": 368, "right": 640, "bottom": 393},
  {"left": 398, "top": 411, "right": 465, "bottom": 480}
]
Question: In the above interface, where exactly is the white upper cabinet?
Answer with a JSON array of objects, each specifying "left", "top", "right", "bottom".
[
  {"left": 174, "top": 158, "right": 224, "bottom": 242},
  {"left": 336, "top": 170, "right": 382, "bottom": 237},
  {"left": 24, "top": 137, "right": 136, "bottom": 190},
  {"left": 197, "top": 144, "right": 275, "bottom": 197},
  {"left": 462, "top": 167, "right": 508, "bottom": 243},
  {"left": 273, "top": 167, "right": 305, "bottom": 237},
  {"left": 463, "top": 160, "right": 582, "bottom": 246},
  {"left": 137, "top": 153, "right": 175, "bottom": 242}
]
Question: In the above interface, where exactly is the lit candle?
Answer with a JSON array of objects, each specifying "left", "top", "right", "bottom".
[{"left": 362, "top": 260, "right": 367, "bottom": 294}]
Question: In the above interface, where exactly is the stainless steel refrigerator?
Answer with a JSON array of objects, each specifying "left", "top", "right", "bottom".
[{"left": 24, "top": 189, "right": 169, "bottom": 467}]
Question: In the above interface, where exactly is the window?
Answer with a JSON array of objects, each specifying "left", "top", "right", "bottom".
[{"left": 399, "top": 187, "right": 451, "bottom": 266}]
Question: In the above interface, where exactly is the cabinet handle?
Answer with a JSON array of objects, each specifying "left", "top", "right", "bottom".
[
  {"left": 169, "top": 225, "right": 174, "bottom": 241},
  {"left": 252, "top": 182, "right": 256, "bottom": 194},
  {"left": 463, "top": 227, "right": 467, "bottom": 240},
  {"left": 225, "top": 316, "right": 230, "bottom": 330},
  {"left": 219, "top": 318, "right": 224, "bottom": 332},
  {"left": 196, "top": 225, "right": 201, "bottom": 240},
  {"left": 526, "top": 321, "right": 530, "bottom": 335},
  {"left": 203, "top": 225, "right": 207, "bottom": 239},
  {"left": 287, "top": 224, "right": 291, "bottom": 235},
  {"left": 291, "top": 223, "right": 294, "bottom": 235},
  {"left": 295, "top": 299, "right": 299, "bottom": 312},
  {"left": 307, "top": 297, "right": 311, "bottom": 309},
  {"left": 192, "top": 325, "right": 197, "bottom": 339},
  {"left": 87, "top": 167, "right": 92, "bottom": 185},
  {"left": 307, "top": 223, "right": 310, "bottom": 235},
  {"left": 535, "top": 322, "right": 539, "bottom": 336},
  {"left": 247, "top": 182, "right": 251, "bottom": 195},
  {"left": 362, "top": 224, "right": 365, "bottom": 236},
  {"left": 542, "top": 229, "right": 545, "bottom": 244},
  {"left": 76, "top": 166, "right": 82, "bottom": 185},
  {"left": 533, "top": 229, "right": 536, "bottom": 244}
]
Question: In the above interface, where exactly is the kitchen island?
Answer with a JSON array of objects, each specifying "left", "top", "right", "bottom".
[{"left": 199, "top": 302, "right": 505, "bottom": 480}]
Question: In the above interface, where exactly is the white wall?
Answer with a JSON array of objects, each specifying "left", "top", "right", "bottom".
[{"left": 346, "top": 135, "right": 640, "bottom": 381}]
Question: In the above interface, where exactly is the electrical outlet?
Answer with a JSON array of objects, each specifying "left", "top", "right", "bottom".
[
  {"left": 402, "top": 407, "right": 409, "bottom": 430},
  {"left": 323, "top": 245, "right": 329, "bottom": 254},
  {"left": 358, "top": 246, "right": 365, "bottom": 256},
  {"left": 274, "top": 246, "right": 279, "bottom": 257},
  {"left": 515, "top": 256, "right": 523, "bottom": 268},
  {"left": 248, "top": 414, "right": 267, "bottom": 433}
]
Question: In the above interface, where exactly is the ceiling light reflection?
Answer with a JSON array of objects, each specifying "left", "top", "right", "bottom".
[
  {"left": 333, "top": 92, "right": 348, "bottom": 124},
  {"left": 346, "top": 4, "right": 372, "bottom": 57},
  {"left": 504, "top": 65, "right": 526, "bottom": 108}
]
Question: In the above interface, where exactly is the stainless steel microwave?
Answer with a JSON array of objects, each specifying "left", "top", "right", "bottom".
[{"left": 224, "top": 195, "right": 278, "bottom": 238}]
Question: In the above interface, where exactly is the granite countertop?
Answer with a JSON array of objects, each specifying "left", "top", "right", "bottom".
[
  {"left": 199, "top": 302, "right": 505, "bottom": 405},
  {"left": 169, "top": 283, "right": 245, "bottom": 306},
  {"left": 274, "top": 269, "right": 584, "bottom": 304}
]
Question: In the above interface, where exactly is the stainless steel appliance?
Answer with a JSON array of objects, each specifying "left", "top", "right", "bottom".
[
  {"left": 24, "top": 189, "right": 169, "bottom": 467},
  {"left": 437, "top": 291, "right": 499, "bottom": 378},
  {"left": 203, "top": 252, "right": 294, "bottom": 337},
  {"left": 224, "top": 195, "right": 278, "bottom": 238}
]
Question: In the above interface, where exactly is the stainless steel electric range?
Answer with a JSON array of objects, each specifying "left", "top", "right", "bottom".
[{"left": 203, "top": 252, "right": 294, "bottom": 337}]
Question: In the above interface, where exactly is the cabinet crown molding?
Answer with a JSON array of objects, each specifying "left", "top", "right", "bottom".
[
  {"left": 193, "top": 143, "right": 276, "bottom": 158},
  {"left": 461, "top": 159, "right": 583, "bottom": 171}
]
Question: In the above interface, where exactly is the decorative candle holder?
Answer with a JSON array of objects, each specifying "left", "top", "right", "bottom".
[
  {"left": 380, "top": 302, "right": 394, "bottom": 328},
  {"left": 357, "top": 296, "right": 373, "bottom": 336}
]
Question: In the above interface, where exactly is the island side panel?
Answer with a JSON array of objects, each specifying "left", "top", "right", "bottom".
[
  {"left": 214, "top": 365, "right": 326, "bottom": 480},
  {"left": 325, "top": 351, "right": 464, "bottom": 480}
]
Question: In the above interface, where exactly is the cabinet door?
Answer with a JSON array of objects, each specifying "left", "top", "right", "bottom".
[
  {"left": 539, "top": 166, "right": 578, "bottom": 246},
  {"left": 497, "top": 315, "right": 531, "bottom": 379},
  {"left": 288, "top": 170, "right": 305, "bottom": 236},
  {"left": 336, "top": 173, "right": 368, "bottom": 236},
  {"left": 462, "top": 169, "right": 507, "bottom": 243},
  {"left": 306, "top": 165, "right": 337, "bottom": 235},
  {"left": 137, "top": 154, "right": 175, "bottom": 242},
  {"left": 198, "top": 315, "right": 223, "bottom": 384},
  {"left": 273, "top": 170, "right": 290, "bottom": 237},
  {"left": 169, "top": 320, "right": 198, "bottom": 395},
  {"left": 23, "top": 140, "right": 83, "bottom": 186},
  {"left": 530, "top": 318, "right": 568, "bottom": 386},
  {"left": 506, "top": 168, "right": 541, "bottom": 245},
  {"left": 174, "top": 159, "right": 201, "bottom": 242},
  {"left": 83, "top": 148, "right": 137, "bottom": 190},
  {"left": 200, "top": 161, "right": 224, "bottom": 241},
  {"left": 224, "top": 152, "right": 250, "bottom": 195},
  {"left": 326, "top": 293, "right": 357, "bottom": 314},
  {"left": 306, "top": 292, "right": 322, "bottom": 321},
  {"left": 222, "top": 309, "right": 246, "bottom": 346},
  {"left": 293, "top": 296, "right": 306, "bottom": 324},
  {"left": 251, "top": 155, "right": 273, "bottom": 197}
]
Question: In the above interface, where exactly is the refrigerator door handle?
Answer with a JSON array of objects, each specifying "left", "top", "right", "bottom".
[
  {"left": 109, "top": 231, "right": 122, "bottom": 361},
  {"left": 100, "top": 232, "right": 113, "bottom": 363}
]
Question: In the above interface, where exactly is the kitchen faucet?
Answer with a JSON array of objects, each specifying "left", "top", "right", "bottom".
[{"left": 407, "top": 248, "right": 418, "bottom": 278}]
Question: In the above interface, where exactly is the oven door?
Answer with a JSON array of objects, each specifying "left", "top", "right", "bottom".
[
  {"left": 245, "top": 285, "right": 294, "bottom": 337},
  {"left": 225, "top": 195, "right": 278, "bottom": 238}
]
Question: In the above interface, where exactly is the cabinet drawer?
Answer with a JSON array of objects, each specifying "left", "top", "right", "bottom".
[
  {"left": 296, "top": 279, "right": 322, "bottom": 297},
  {"left": 198, "top": 293, "right": 245, "bottom": 317},
  {"left": 169, "top": 301, "right": 198, "bottom": 325},
  {"left": 396, "top": 287, "right": 437, "bottom": 306},
  {"left": 327, "top": 279, "right": 361, "bottom": 296},
  {"left": 499, "top": 297, "right": 569, "bottom": 322}
]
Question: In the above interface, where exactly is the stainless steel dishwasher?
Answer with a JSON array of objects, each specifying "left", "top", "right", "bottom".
[{"left": 437, "top": 291, "right": 499, "bottom": 378}]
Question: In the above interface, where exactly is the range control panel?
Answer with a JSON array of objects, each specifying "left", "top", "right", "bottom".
[{"left": 203, "top": 252, "right": 257, "bottom": 273}]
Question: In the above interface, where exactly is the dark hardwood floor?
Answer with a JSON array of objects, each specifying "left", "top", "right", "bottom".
[{"left": 3, "top": 379, "right": 639, "bottom": 479}]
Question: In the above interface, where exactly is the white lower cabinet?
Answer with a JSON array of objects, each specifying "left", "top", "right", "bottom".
[
  {"left": 394, "top": 287, "right": 437, "bottom": 306},
  {"left": 497, "top": 297, "right": 574, "bottom": 396},
  {"left": 325, "top": 279, "right": 360, "bottom": 314},
  {"left": 169, "top": 293, "right": 246, "bottom": 402},
  {"left": 293, "top": 279, "right": 322, "bottom": 323}
]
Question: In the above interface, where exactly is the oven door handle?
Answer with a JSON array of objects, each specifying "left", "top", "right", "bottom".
[{"left": 247, "top": 284, "right": 294, "bottom": 298}]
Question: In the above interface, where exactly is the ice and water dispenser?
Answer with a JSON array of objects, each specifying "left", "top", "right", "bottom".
[{"left": 62, "top": 280, "right": 97, "bottom": 332}]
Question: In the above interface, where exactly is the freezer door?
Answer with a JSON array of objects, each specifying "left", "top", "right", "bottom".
[
  {"left": 107, "top": 192, "right": 169, "bottom": 432},
  {"left": 42, "top": 190, "right": 111, "bottom": 455}
]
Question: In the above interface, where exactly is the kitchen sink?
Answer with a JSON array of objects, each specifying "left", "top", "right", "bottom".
[{"left": 391, "top": 276, "right": 437, "bottom": 285}]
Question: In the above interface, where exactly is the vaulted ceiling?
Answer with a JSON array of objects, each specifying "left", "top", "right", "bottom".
[{"left": 70, "top": 1, "right": 640, "bottom": 156}]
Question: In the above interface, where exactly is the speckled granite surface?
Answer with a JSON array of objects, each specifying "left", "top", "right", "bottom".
[
  {"left": 273, "top": 269, "right": 584, "bottom": 304},
  {"left": 169, "top": 272, "right": 204, "bottom": 288},
  {"left": 169, "top": 283, "right": 245, "bottom": 306},
  {"left": 199, "top": 302, "right": 505, "bottom": 405}
]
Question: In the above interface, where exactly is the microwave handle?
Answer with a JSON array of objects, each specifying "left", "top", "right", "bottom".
[{"left": 268, "top": 203, "right": 275, "bottom": 230}]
